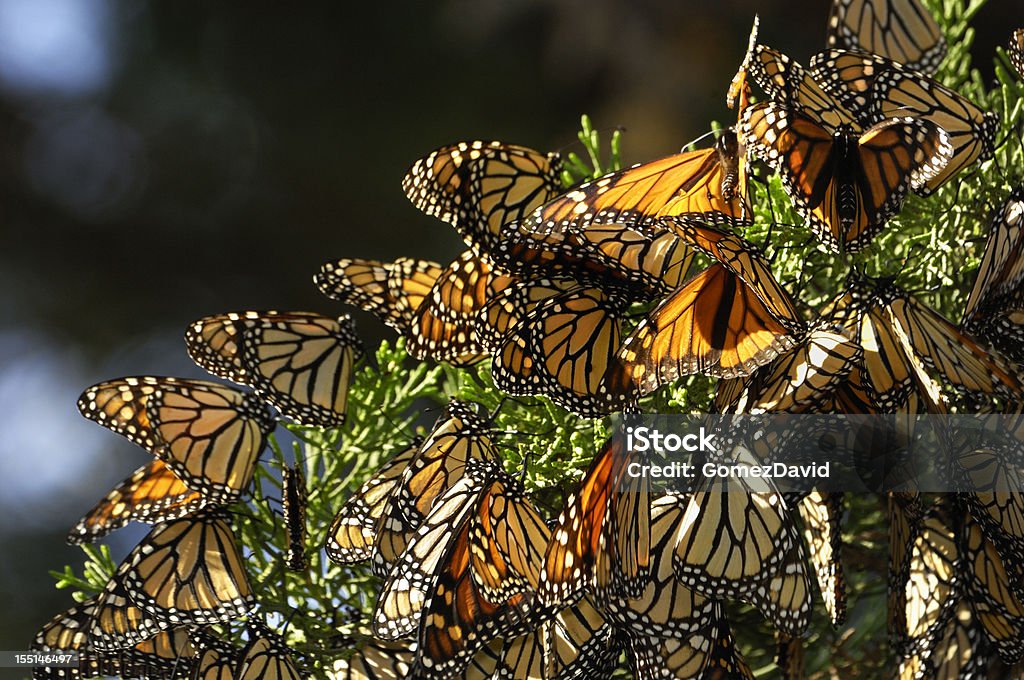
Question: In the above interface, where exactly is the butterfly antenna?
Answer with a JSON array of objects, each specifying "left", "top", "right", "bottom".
[
  {"left": 374, "top": 409, "right": 417, "bottom": 443},
  {"left": 488, "top": 396, "right": 512, "bottom": 422},
  {"left": 505, "top": 422, "right": 560, "bottom": 439},
  {"left": 679, "top": 128, "right": 720, "bottom": 153}
]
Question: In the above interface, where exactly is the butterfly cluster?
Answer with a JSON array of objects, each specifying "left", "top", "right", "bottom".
[
  {"left": 32, "top": 312, "right": 365, "bottom": 679},
  {"left": 31, "top": 0, "right": 1024, "bottom": 678}
]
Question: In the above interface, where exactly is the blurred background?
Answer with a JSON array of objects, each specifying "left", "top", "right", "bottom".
[{"left": 0, "top": 0, "right": 1015, "bottom": 651}]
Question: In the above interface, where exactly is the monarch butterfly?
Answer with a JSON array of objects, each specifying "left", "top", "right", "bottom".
[
  {"left": 67, "top": 459, "right": 207, "bottom": 545},
  {"left": 402, "top": 140, "right": 564, "bottom": 256},
  {"left": 485, "top": 598, "right": 620, "bottom": 680},
  {"left": 325, "top": 440, "right": 420, "bottom": 567},
  {"left": 488, "top": 281, "right": 636, "bottom": 417},
  {"left": 826, "top": 0, "right": 946, "bottom": 74},
  {"left": 540, "top": 434, "right": 652, "bottom": 608},
  {"left": 517, "top": 129, "right": 750, "bottom": 244},
  {"left": 625, "top": 611, "right": 754, "bottom": 680},
  {"left": 823, "top": 275, "right": 1023, "bottom": 409},
  {"left": 808, "top": 49, "right": 999, "bottom": 195},
  {"left": 742, "top": 101, "right": 952, "bottom": 251},
  {"left": 673, "top": 443, "right": 812, "bottom": 637},
  {"left": 898, "top": 600, "right": 987, "bottom": 680},
  {"left": 961, "top": 512, "right": 1024, "bottom": 663},
  {"left": 32, "top": 599, "right": 195, "bottom": 679},
  {"left": 955, "top": 446, "right": 1024, "bottom": 580},
  {"left": 887, "top": 491, "right": 924, "bottom": 643},
  {"left": 962, "top": 189, "right": 1024, "bottom": 365},
  {"left": 373, "top": 458, "right": 497, "bottom": 640},
  {"left": 313, "top": 257, "right": 443, "bottom": 332},
  {"left": 892, "top": 504, "right": 958, "bottom": 655},
  {"left": 77, "top": 377, "right": 274, "bottom": 505},
  {"left": 572, "top": 222, "right": 696, "bottom": 297},
  {"left": 99, "top": 511, "right": 253, "bottom": 643},
  {"left": 745, "top": 45, "right": 856, "bottom": 131},
  {"left": 714, "top": 325, "right": 861, "bottom": 414},
  {"left": 185, "top": 311, "right": 363, "bottom": 428},
  {"left": 383, "top": 401, "right": 498, "bottom": 528},
  {"left": 376, "top": 457, "right": 548, "bottom": 662},
  {"left": 1012, "top": 29, "right": 1024, "bottom": 80},
  {"left": 962, "top": 189, "right": 1024, "bottom": 324},
  {"left": 619, "top": 219, "right": 803, "bottom": 393},
  {"left": 601, "top": 493, "right": 718, "bottom": 637},
  {"left": 331, "top": 639, "right": 415, "bottom": 679},
  {"left": 799, "top": 491, "right": 848, "bottom": 627},
  {"left": 371, "top": 403, "right": 502, "bottom": 581},
  {"left": 412, "top": 468, "right": 551, "bottom": 678},
  {"left": 316, "top": 251, "right": 517, "bottom": 366},
  {"left": 235, "top": 624, "right": 305, "bottom": 680},
  {"left": 188, "top": 630, "right": 238, "bottom": 680},
  {"left": 401, "top": 139, "right": 658, "bottom": 299},
  {"left": 793, "top": 366, "right": 881, "bottom": 415},
  {"left": 282, "top": 464, "right": 308, "bottom": 572},
  {"left": 87, "top": 579, "right": 175, "bottom": 652}
]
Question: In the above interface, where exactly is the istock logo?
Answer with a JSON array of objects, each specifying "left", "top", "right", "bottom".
[{"left": 624, "top": 426, "right": 717, "bottom": 453}]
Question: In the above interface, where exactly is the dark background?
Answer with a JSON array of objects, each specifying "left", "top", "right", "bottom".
[{"left": 0, "top": 0, "right": 1015, "bottom": 655}]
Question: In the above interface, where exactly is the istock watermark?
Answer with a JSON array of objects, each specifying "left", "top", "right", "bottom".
[
  {"left": 624, "top": 426, "right": 717, "bottom": 453},
  {"left": 610, "top": 413, "right": 1024, "bottom": 494}
]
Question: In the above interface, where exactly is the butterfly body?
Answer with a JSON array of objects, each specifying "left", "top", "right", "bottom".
[{"left": 744, "top": 103, "right": 952, "bottom": 251}]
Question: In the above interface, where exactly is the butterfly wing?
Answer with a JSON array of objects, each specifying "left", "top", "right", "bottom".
[
  {"left": 325, "top": 440, "right": 420, "bottom": 565},
  {"left": 373, "top": 461, "right": 493, "bottom": 640},
  {"left": 414, "top": 475, "right": 548, "bottom": 679},
  {"left": 491, "top": 284, "right": 635, "bottom": 417},
  {"left": 892, "top": 505, "right": 959, "bottom": 655},
  {"left": 331, "top": 639, "right": 415, "bottom": 680},
  {"left": 886, "top": 289, "right": 1023, "bottom": 403},
  {"left": 602, "top": 493, "right": 717, "bottom": 637},
  {"left": 88, "top": 580, "right": 174, "bottom": 651},
  {"left": 67, "top": 459, "right": 207, "bottom": 545},
  {"left": 625, "top": 610, "right": 754, "bottom": 680},
  {"left": 620, "top": 264, "right": 798, "bottom": 393},
  {"left": 494, "top": 598, "right": 619, "bottom": 680},
  {"left": 742, "top": 103, "right": 951, "bottom": 250},
  {"left": 956, "top": 446, "right": 1024, "bottom": 565},
  {"left": 186, "top": 311, "right": 362, "bottom": 427},
  {"left": 236, "top": 632, "right": 304, "bottom": 680},
  {"left": 962, "top": 189, "right": 1024, "bottom": 329},
  {"left": 723, "top": 326, "right": 861, "bottom": 414},
  {"left": 189, "top": 631, "right": 239, "bottom": 680},
  {"left": 1012, "top": 29, "right": 1024, "bottom": 79},
  {"left": 541, "top": 436, "right": 653, "bottom": 608},
  {"left": 744, "top": 45, "right": 857, "bottom": 130},
  {"left": 673, "top": 445, "right": 812, "bottom": 636},
  {"left": 525, "top": 134, "right": 749, "bottom": 237},
  {"left": 314, "top": 257, "right": 443, "bottom": 331},
  {"left": 826, "top": 0, "right": 946, "bottom": 74},
  {"left": 809, "top": 49, "right": 998, "bottom": 195},
  {"left": 798, "top": 491, "right": 848, "bottom": 627},
  {"left": 402, "top": 140, "right": 563, "bottom": 255},
  {"left": 77, "top": 377, "right": 273, "bottom": 503},
  {"left": 116, "top": 512, "right": 254, "bottom": 627},
  {"left": 961, "top": 512, "right": 1024, "bottom": 663},
  {"left": 406, "top": 251, "right": 517, "bottom": 366}
]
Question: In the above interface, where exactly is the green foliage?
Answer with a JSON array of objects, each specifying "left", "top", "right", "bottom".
[
  {"left": 52, "top": 0, "right": 1024, "bottom": 676},
  {"left": 561, "top": 114, "right": 624, "bottom": 186}
]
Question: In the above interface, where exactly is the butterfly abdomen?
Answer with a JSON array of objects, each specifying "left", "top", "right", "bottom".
[{"left": 832, "top": 131, "right": 862, "bottom": 229}]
